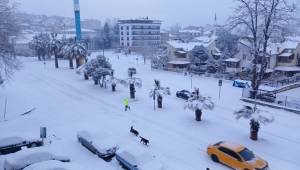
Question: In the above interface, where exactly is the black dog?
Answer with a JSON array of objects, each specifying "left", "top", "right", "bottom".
[
  {"left": 140, "top": 136, "right": 149, "bottom": 146},
  {"left": 130, "top": 126, "right": 139, "bottom": 136}
]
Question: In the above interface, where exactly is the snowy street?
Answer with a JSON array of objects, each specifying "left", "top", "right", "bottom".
[{"left": 1, "top": 51, "right": 300, "bottom": 170}]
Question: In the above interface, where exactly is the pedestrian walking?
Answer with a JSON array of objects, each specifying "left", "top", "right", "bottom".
[{"left": 123, "top": 98, "right": 130, "bottom": 111}]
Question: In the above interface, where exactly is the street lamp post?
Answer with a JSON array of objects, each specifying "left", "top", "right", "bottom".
[{"left": 190, "top": 73, "right": 193, "bottom": 90}]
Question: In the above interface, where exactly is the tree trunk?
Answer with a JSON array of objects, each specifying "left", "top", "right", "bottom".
[
  {"left": 54, "top": 53, "right": 59, "bottom": 69},
  {"left": 69, "top": 58, "right": 74, "bottom": 69},
  {"left": 195, "top": 109, "right": 202, "bottom": 121},
  {"left": 157, "top": 95, "right": 162, "bottom": 108},
  {"left": 84, "top": 73, "right": 89, "bottom": 80},
  {"left": 76, "top": 58, "right": 80, "bottom": 68}
]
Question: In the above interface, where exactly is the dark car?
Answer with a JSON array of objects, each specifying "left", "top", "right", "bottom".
[
  {"left": 256, "top": 93, "right": 276, "bottom": 103},
  {"left": 0, "top": 137, "right": 44, "bottom": 155},
  {"left": 176, "top": 90, "right": 192, "bottom": 100},
  {"left": 77, "top": 131, "right": 118, "bottom": 162}
]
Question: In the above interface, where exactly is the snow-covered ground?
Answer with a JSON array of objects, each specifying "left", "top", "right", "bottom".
[{"left": 0, "top": 51, "right": 300, "bottom": 170}]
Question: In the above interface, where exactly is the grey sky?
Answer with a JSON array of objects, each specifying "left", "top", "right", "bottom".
[{"left": 16, "top": 0, "right": 235, "bottom": 27}]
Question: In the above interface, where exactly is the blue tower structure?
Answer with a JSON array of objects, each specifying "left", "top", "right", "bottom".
[{"left": 73, "top": 0, "right": 82, "bottom": 41}]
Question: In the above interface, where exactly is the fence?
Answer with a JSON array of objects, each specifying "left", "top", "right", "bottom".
[
  {"left": 242, "top": 88, "right": 300, "bottom": 110},
  {"left": 263, "top": 73, "right": 300, "bottom": 88}
]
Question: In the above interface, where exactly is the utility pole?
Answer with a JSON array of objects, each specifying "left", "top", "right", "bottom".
[{"left": 73, "top": 0, "right": 82, "bottom": 41}]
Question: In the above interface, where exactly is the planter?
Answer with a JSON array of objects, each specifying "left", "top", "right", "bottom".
[
  {"left": 195, "top": 109, "right": 202, "bottom": 121},
  {"left": 84, "top": 73, "right": 89, "bottom": 80},
  {"left": 112, "top": 84, "right": 116, "bottom": 92}
]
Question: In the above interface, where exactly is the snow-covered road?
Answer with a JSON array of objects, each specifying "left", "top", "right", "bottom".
[{"left": 1, "top": 51, "right": 300, "bottom": 170}]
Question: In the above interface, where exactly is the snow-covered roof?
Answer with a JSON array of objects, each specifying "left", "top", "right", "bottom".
[
  {"left": 176, "top": 50, "right": 187, "bottom": 54},
  {"left": 168, "top": 60, "right": 190, "bottom": 65},
  {"left": 275, "top": 66, "right": 300, "bottom": 72},
  {"left": 65, "top": 28, "right": 96, "bottom": 33},
  {"left": 279, "top": 52, "right": 294, "bottom": 57},
  {"left": 194, "top": 35, "right": 216, "bottom": 44},
  {"left": 167, "top": 40, "right": 209, "bottom": 51},
  {"left": 179, "top": 29, "right": 202, "bottom": 34},
  {"left": 224, "top": 58, "right": 240, "bottom": 62},
  {"left": 0, "top": 136, "right": 23, "bottom": 148}
]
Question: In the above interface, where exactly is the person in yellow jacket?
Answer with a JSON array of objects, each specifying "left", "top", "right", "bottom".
[{"left": 123, "top": 98, "right": 130, "bottom": 111}]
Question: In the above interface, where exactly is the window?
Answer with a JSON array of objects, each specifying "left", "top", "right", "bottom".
[
  {"left": 121, "top": 42, "right": 124, "bottom": 46},
  {"left": 127, "top": 32, "right": 129, "bottom": 35},
  {"left": 127, "top": 37, "right": 129, "bottom": 40},
  {"left": 121, "top": 37, "right": 124, "bottom": 40},
  {"left": 219, "top": 147, "right": 242, "bottom": 161},
  {"left": 121, "top": 32, "right": 123, "bottom": 35},
  {"left": 239, "top": 148, "right": 255, "bottom": 161},
  {"left": 121, "top": 26, "right": 123, "bottom": 30},
  {"left": 127, "top": 26, "right": 129, "bottom": 30},
  {"left": 127, "top": 42, "right": 130, "bottom": 46}
]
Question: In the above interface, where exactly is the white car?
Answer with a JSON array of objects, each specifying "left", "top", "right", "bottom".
[
  {"left": 23, "top": 160, "right": 83, "bottom": 170},
  {"left": 3, "top": 149, "right": 70, "bottom": 170}
]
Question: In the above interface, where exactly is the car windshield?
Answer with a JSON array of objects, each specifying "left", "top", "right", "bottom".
[{"left": 239, "top": 148, "right": 255, "bottom": 161}]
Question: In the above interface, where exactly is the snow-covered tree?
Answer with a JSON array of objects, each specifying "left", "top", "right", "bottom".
[
  {"left": 151, "top": 53, "right": 168, "bottom": 70},
  {"left": 0, "top": 0, "right": 20, "bottom": 80},
  {"left": 190, "top": 45, "right": 209, "bottom": 65},
  {"left": 216, "top": 28, "right": 239, "bottom": 59},
  {"left": 67, "top": 42, "right": 87, "bottom": 68},
  {"left": 120, "top": 77, "right": 142, "bottom": 99},
  {"left": 105, "top": 73, "right": 120, "bottom": 92},
  {"left": 29, "top": 33, "right": 50, "bottom": 61},
  {"left": 184, "top": 88, "right": 215, "bottom": 121},
  {"left": 84, "top": 55, "right": 112, "bottom": 81},
  {"left": 49, "top": 33, "right": 62, "bottom": 68},
  {"left": 92, "top": 67, "right": 112, "bottom": 88},
  {"left": 229, "top": 0, "right": 296, "bottom": 98},
  {"left": 149, "top": 80, "right": 171, "bottom": 108},
  {"left": 234, "top": 105, "right": 274, "bottom": 140}
]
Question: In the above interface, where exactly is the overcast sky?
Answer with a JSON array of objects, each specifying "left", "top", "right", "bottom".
[{"left": 16, "top": 0, "right": 236, "bottom": 27}]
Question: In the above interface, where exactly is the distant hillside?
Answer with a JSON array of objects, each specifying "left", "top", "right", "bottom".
[{"left": 16, "top": 12, "right": 102, "bottom": 33}]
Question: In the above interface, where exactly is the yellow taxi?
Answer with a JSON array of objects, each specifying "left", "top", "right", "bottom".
[{"left": 207, "top": 141, "right": 268, "bottom": 170}]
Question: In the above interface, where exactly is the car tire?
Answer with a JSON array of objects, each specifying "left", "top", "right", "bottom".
[{"left": 211, "top": 154, "right": 219, "bottom": 162}]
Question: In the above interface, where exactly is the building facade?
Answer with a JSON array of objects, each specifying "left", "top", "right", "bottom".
[{"left": 118, "top": 19, "right": 161, "bottom": 52}]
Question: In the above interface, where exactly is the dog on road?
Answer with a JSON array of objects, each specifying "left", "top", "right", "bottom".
[{"left": 130, "top": 126, "right": 139, "bottom": 136}]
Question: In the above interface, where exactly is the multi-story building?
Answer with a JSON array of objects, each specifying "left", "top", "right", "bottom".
[{"left": 118, "top": 19, "right": 161, "bottom": 52}]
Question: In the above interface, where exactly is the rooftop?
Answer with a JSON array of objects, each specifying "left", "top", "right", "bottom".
[{"left": 118, "top": 19, "right": 161, "bottom": 24}]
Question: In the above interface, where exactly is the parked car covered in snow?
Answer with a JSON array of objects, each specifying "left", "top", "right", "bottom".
[
  {"left": 23, "top": 160, "right": 83, "bottom": 170},
  {"left": 207, "top": 141, "right": 269, "bottom": 170},
  {"left": 176, "top": 90, "right": 192, "bottom": 100},
  {"left": 77, "top": 131, "right": 118, "bottom": 161},
  {"left": 116, "top": 150, "right": 165, "bottom": 170},
  {"left": 3, "top": 149, "right": 70, "bottom": 170},
  {"left": 233, "top": 79, "right": 251, "bottom": 88},
  {"left": 0, "top": 136, "right": 43, "bottom": 155}
]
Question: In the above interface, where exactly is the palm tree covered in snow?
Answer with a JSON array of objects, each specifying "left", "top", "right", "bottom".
[
  {"left": 149, "top": 79, "right": 171, "bottom": 108},
  {"left": 120, "top": 77, "right": 142, "bottom": 99},
  {"left": 49, "top": 33, "right": 62, "bottom": 68},
  {"left": 234, "top": 105, "right": 274, "bottom": 140},
  {"left": 184, "top": 88, "right": 215, "bottom": 121}
]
